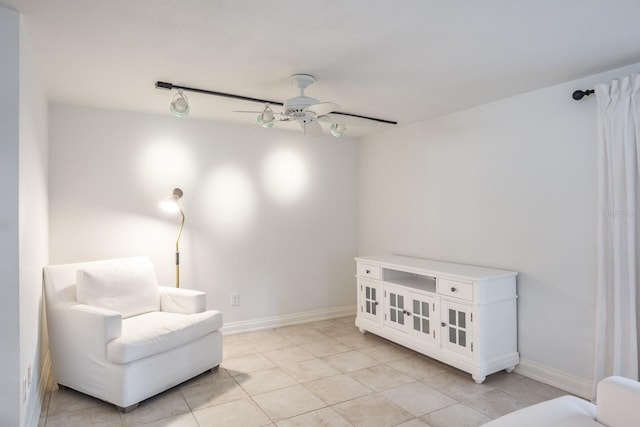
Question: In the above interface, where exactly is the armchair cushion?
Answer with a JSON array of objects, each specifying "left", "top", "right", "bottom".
[
  {"left": 107, "top": 310, "right": 223, "bottom": 364},
  {"left": 76, "top": 258, "right": 160, "bottom": 318}
]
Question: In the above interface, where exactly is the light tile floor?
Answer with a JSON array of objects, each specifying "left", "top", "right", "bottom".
[{"left": 40, "top": 315, "right": 569, "bottom": 426}]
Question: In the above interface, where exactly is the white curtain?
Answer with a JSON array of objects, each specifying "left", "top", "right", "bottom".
[{"left": 593, "top": 73, "right": 640, "bottom": 399}]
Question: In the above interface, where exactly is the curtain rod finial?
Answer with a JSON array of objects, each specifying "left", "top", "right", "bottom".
[{"left": 572, "top": 89, "right": 595, "bottom": 101}]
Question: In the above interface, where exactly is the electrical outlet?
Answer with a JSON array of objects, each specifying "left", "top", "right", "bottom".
[{"left": 231, "top": 292, "right": 240, "bottom": 306}]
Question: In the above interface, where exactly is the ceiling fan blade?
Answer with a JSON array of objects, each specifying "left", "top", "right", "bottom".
[
  {"left": 300, "top": 119, "right": 324, "bottom": 137},
  {"left": 322, "top": 113, "right": 379, "bottom": 127},
  {"left": 305, "top": 102, "right": 339, "bottom": 117}
]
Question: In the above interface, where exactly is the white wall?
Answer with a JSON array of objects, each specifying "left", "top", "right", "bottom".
[
  {"left": 49, "top": 105, "right": 358, "bottom": 324},
  {"left": 0, "top": 7, "right": 22, "bottom": 427},
  {"left": 19, "top": 13, "right": 49, "bottom": 427},
  {"left": 358, "top": 62, "right": 640, "bottom": 395},
  {"left": 0, "top": 7, "right": 49, "bottom": 426}
]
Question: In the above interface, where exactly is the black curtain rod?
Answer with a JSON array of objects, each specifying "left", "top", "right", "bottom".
[
  {"left": 155, "top": 81, "right": 398, "bottom": 125},
  {"left": 572, "top": 89, "right": 595, "bottom": 100}
]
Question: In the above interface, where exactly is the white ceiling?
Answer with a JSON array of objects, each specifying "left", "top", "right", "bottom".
[{"left": 4, "top": 0, "right": 640, "bottom": 137}]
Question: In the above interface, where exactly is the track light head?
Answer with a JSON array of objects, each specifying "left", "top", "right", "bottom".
[{"left": 170, "top": 90, "right": 190, "bottom": 117}]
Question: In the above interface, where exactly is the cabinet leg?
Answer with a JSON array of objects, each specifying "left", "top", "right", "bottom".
[
  {"left": 117, "top": 402, "right": 139, "bottom": 413},
  {"left": 472, "top": 374, "right": 486, "bottom": 384},
  {"left": 505, "top": 366, "right": 515, "bottom": 373},
  {"left": 358, "top": 327, "right": 367, "bottom": 335}
]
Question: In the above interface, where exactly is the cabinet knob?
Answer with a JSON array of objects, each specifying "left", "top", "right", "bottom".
[
  {"left": 441, "top": 322, "right": 446, "bottom": 327},
  {"left": 366, "top": 269, "right": 371, "bottom": 274},
  {"left": 374, "top": 301, "right": 379, "bottom": 306},
  {"left": 451, "top": 287, "right": 456, "bottom": 292},
  {"left": 403, "top": 310, "right": 412, "bottom": 316}
]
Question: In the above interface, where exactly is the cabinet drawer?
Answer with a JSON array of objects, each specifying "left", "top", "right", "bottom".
[
  {"left": 439, "top": 278, "right": 473, "bottom": 301},
  {"left": 357, "top": 263, "right": 381, "bottom": 279}
]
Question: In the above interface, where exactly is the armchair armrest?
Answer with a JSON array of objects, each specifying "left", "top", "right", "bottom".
[
  {"left": 596, "top": 376, "right": 640, "bottom": 427},
  {"left": 68, "top": 304, "right": 123, "bottom": 342},
  {"left": 46, "top": 303, "right": 123, "bottom": 389},
  {"left": 158, "top": 286, "right": 206, "bottom": 314}
]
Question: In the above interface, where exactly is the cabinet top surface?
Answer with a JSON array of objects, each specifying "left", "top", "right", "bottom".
[{"left": 355, "top": 254, "right": 517, "bottom": 280}]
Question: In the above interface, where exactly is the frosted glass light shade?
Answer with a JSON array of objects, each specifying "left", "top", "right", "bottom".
[
  {"left": 257, "top": 107, "right": 275, "bottom": 128},
  {"left": 330, "top": 123, "right": 346, "bottom": 138}
]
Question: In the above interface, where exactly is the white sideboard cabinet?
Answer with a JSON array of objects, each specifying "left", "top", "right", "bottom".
[{"left": 355, "top": 255, "right": 519, "bottom": 383}]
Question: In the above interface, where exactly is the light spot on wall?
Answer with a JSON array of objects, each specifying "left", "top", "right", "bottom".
[
  {"left": 261, "top": 148, "right": 308, "bottom": 203},
  {"left": 138, "top": 140, "right": 196, "bottom": 195},
  {"left": 198, "top": 166, "right": 256, "bottom": 236}
]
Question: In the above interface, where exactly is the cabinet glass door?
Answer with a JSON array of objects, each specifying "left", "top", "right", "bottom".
[
  {"left": 385, "top": 285, "right": 409, "bottom": 332},
  {"left": 408, "top": 292, "right": 438, "bottom": 344},
  {"left": 359, "top": 279, "right": 382, "bottom": 323},
  {"left": 441, "top": 300, "right": 473, "bottom": 357}
]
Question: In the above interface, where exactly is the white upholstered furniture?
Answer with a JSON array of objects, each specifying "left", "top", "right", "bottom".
[
  {"left": 481, "top": 376, "right": 640, "bottom": 427},
  {"left": 44, "top": 256, "right": 223, "bottom": 411}
]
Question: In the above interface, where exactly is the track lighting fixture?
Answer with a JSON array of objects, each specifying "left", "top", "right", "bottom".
[
  {"left": 155, "top": 80, "right": 397, "bottom": 136},
  {"left": 170, "top": 90, "right": 190, "bottom": 117}
]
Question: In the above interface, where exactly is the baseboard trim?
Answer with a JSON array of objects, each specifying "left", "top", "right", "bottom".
[
  {"left": 515, "top": 358, "right": 593, "bottom": 399},
  {"left": 221, "top": 309, "right": 598, "bottom": 400},
  {"left": 26, "top": 349, "right": 51, "bottom": 427},
  {"left": 221, "top": 305, "right": 356, "bottom": 335}
]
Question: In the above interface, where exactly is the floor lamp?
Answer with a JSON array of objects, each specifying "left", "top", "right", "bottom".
[{"left": 160, "top": 188, "right": 185, "bottom": 287}]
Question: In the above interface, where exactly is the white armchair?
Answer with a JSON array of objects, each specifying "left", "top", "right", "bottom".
[{"left": 43, "top": 256, "right": 223, "bottom": 411}]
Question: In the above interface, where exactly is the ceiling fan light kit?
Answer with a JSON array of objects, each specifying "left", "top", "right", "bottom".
[
  {"left": 155, "top": 75, "right": 397, "bottom": 137},
  {"left": 257, "top": 105, "right": 275, "bottom": 128},
  {"left": 330, "top": 123, "right": 346, "bottom": 138}
]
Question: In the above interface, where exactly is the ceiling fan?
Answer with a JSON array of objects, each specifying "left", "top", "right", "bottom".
[
  {"left": 234, "top": 74, "right": 347, "bottom": 137},
  {"left": 156, "top": 75, "right": 397, "bottom": 138}
]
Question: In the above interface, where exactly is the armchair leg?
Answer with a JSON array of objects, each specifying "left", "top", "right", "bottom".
[
  {"left": 117, "top": 403, "right": 139, "bottom": 413},
  {"left": 211, "top": 365, "right": 220, "bottom": 372}
]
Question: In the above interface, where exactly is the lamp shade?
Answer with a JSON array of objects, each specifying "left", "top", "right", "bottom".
[{"left": 160, "top": 188, "right": 184, "bottom": 212}]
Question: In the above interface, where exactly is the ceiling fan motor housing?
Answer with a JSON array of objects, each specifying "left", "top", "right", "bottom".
[
  {"left": 284, "top": 95, "right": 319, "bottom": 116},
  {"left": 284, "top": 74, "right": 320, "bottom": 118}
]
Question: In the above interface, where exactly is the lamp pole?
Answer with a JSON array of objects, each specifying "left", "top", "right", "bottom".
[
  {"left": 161, "top": 188, "right": 185, "bottom": 288},
  {"left": 175, "top": 203, "right": 184, "bottom": 288}
]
